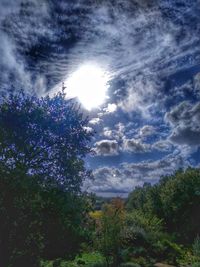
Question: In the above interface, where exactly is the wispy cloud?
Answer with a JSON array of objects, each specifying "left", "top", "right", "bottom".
[{"left": 1, "top": 0, "right": 200, "bottom": 103}]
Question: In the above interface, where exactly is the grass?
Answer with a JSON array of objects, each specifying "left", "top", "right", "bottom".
[{"left": 42, "top": 252, "right": 106, "bottom": 267}]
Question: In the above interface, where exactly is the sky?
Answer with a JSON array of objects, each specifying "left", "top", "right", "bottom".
[{"left": 0, "top": 0, "right": 200, "bottom": 197}]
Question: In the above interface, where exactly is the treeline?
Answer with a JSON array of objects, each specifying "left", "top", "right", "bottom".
[{"left": 126, "top": 168, "right": 200, "bottom": 243}]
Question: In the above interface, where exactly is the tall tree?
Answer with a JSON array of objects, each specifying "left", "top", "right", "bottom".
[
  {"left": 0, "top": 90, "right": 93, "bottom": 266},
  {"left": 126, "top": 168, "right": 200, "bottom": 243},
  {"left": 0, "top": 90, "right": 92, "bottom": 190},
  {"left": 97, "top": 198, "right": 125, "bottom": 267}
]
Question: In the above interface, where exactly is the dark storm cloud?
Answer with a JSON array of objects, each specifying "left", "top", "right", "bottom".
[{"left": 166, "top": 101, "right": 200, "bottom": 146}]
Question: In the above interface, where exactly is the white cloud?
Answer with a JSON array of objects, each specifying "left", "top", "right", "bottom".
[
  {"left": 83, "top": 126, "right": 93, "bottom": 133},
  {"left": 94, "top": 139, "right": 119, "bottom": 156},
  {"left": 138, "top": 125, "right": 156, "bottom": 138},
  {"left": 86, "top": 153, "right": 189, "bottom": 194},
  {"left": 123, "top": 138, "right": 151, "bottom": 153},
  {"left": 153, "top": 140, "right": 173, "bottom": 152},
  {"left": 193, "top": 72, "right": 200, "bottom": 98},
  {"left": 0, "top": 0, "right": 51, "bottom": 94},
  {"left": 101, "top": 123, "right": 126, "bottom": 140},
  {"left": 89, "top": 117, "right": 102, "bottom": 125},
  {"left": 103, "top": 103, "right": 117, "bottom": 113},
  {"left": 102, "top": 127, "right": 113, "bottom": 138}
]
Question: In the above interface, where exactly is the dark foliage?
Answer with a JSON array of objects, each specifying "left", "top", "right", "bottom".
[{"left": 0, "top": 91, "right": 93, "bottom": 266}]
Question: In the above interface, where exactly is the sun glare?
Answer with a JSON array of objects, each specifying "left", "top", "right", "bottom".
[{"left": 66, "top": 64, "right": 109, "bottom": 110}]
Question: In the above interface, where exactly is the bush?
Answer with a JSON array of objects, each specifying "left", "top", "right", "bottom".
[
  {"left": 120, "top": 263, "right": 141, "bottom": 267},
  {"left": 123, "top": 211, "right": 164, "bottom": 260},
  {"left": 178, "top": 237, "right": 200, "bottom": 267},
  {"left": 89, "top": 263, "right": 105, "bottom": 267},
  {"left": 125, "top": 211, "right": 163, "bottom": 235},
  {"left": 76, "top": 252, "right": 106, "bottom": 266},
  {"left": 41, "top": 261, "right": 53, "bottom": 267},
  {"left": 59, "top": 252, "right": 106, "bottom": 267},
  {"left": 193, "top": 236, "right": 200, "bottom": 258},
  {"left": 154, "top": 238, "right": 184, "bottom": 264}
]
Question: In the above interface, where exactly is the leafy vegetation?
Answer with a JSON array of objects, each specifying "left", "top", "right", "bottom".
[
  {"left": 0, "top": 91, "right": 93, "bottom": 266},
  {"left": 0, "top": 91, "right": 200, "bottom": 266},
  {"left": 127, "top": 168, "right": 200, "bottom": 243}
]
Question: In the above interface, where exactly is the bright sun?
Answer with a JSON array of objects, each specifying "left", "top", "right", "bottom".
[{"left": 66, "top": 64, "right": 109, "bottom": 110}]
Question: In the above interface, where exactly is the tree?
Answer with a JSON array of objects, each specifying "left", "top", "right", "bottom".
[
  {"left": 0, "top": 166, "right": 44, "bottom": 267},
  {"left": 126, "top": 168, "right": 200, "bottom": 243},
  {"left": 0, "top": 90, "right": 92, "bottom": 191},
  {"left": 97, "top": 198, "right": 125, "bottom": 267},
  {"left": 160, "top": 168, "right": 200, "bottom": 242},
  {"left": 0, "top": 90, "right": 93, "bottom": 266},
  {"left": 126, "top": 183, "right": 152, "bottom": 212}
]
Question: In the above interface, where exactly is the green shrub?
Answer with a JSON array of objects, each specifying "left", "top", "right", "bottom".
[
  {"left": 59, "top": 252, "right": 106, "bottom": 267},
  {"left": 120, "top": 263, "right": 141, "bottom": 267},
  {"left": 153, "top": 238, "right": 184, "bottom": 264},
  {"left": 76, "top": 252, "right": 106, "bottom": 266},
  {"left": 61, "top": 262, "right": 77, "bottom": 267},
  {"left": 193, "top": 236, "right": 200, "bottom": 258},
  {"left": 88, "top": 263, "right": 105, "bottom": 267},
  {"left": 131, "top": 256, "right": 155, "bottom": 267},
  {"left": 41, "top": 261, "right": 53, "bottom": 267},
  {"left": 179, "top": 237, "right": 200, "bottom": 267},
  {"left": 126, "top": 211, "right": 163, "bottom": 235},
  {"left": 124, "top": 211, "right": 164, "bottom": 250}
]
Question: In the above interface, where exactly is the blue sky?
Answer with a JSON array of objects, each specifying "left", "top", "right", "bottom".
[{"left": 0, "top": 0, "right": 200, "bottom": 196}]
